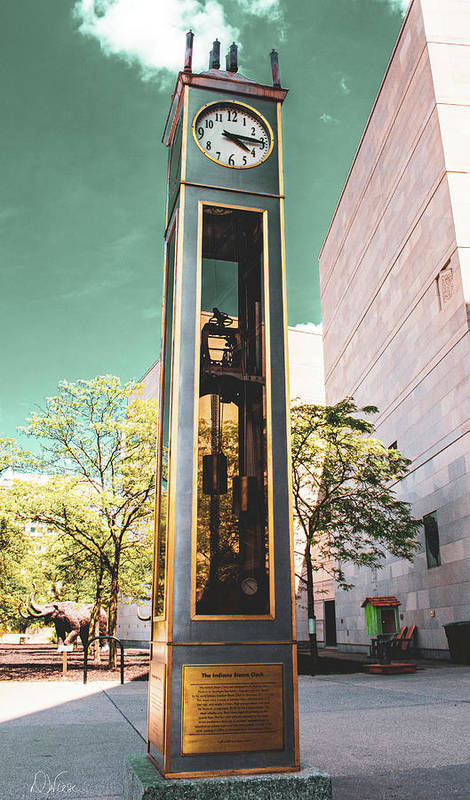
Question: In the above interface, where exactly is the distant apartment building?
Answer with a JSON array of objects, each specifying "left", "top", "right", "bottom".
[
  {"left": 0, "top": 467, "right": 53, "bottom": 555},
  {"left": 319, "top": 0, "right": 470, "bottom": 657},
  {"left": 117, "top": 327, "right": 324, "bottom": 646}
]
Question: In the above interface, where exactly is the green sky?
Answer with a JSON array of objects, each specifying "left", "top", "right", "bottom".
[{"left": 0, "top": 0, "right": 404, "bottom": 440}]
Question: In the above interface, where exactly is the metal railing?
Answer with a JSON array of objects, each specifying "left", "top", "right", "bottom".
[{"left": 83, "top": 635, "right": 125, "bottom": 684}]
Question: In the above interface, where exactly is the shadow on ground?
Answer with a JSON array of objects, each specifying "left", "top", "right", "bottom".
[{"left": 0, "top": 681, "right": 146, "bottom": 800}]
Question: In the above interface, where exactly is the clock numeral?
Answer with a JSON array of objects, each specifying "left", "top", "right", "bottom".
[
  {"left": 251, "top": 127, "right": 256, "bottom": 135},
  {"left": 259, "top": 140, "right": 265, "bottom": 149},
  {"left": 242, "top": 156, "right": 247, "bottom": 165},
  {"left": 243, "top": 117, "right": 246, "bottom": 126},
  {"left": 227, "top": 110, "right": 238, "bottom": 122},
  {"left": 228, "top": 154, "right": 235, "bottom": 166},
  {"left": 215, "top": 113, "right": 222, "bottom": 122},
  {"left": 251, "top": 148, "right": 256, "bottom": 157},
  {"left": 197, "top": 127, "right": 204, "bottom": 139},
  {"left": 206, "top": 141, "right": 211, "bottom": 151},
  {"left": 216, "top": 152, "right": 221, "bottom": 160},
  {"left": 205, "top": 119, "right": 214, "bottom": 129}
]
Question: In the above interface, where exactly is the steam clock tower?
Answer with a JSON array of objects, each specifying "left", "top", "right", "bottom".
[{"left": 146, "top": 34, "right": 302, "bottom": 782}]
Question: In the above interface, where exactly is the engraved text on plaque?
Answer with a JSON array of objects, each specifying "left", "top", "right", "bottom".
[{"left": 181, "top": 663, "right": 284, "bottom": 755}]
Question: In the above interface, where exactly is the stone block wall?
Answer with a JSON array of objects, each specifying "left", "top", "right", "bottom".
[{"left": 319, "top": 0, "right": 470, "bottom": 657}]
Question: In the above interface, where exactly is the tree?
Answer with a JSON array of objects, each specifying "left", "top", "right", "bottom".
[
  {"left": 291, "top": 398, "right": 421, "bottom": 665},
  {"left": 4, "top": 375, "right": 157, "bottom": 664},
  {"left": 0, "top": 453, "right": 48, "bottom": 631},
  {"left": 0, "top": 438, "right": 33, "bottom": 473},
  {"left": 0, "top": 512, "right": 30, "bottom": 630}
]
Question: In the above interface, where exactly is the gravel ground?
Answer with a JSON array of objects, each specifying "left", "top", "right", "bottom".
[
  {"left": 0, "top": 643, "right": 149, "bottom": 682},
  {"left": 0, "top": 644, "right": 370, "bottom": 683}
]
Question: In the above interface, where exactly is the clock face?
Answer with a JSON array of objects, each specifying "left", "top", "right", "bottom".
[{"left": 192, "top": 100, "right": 274, "bottom": 169}]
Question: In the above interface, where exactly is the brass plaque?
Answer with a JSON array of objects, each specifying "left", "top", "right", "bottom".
[
  {"left": 148, "top": 661, "right": 166, "bottom": 753},
  {"left": 181, "top": 663, "right": 284, "bottom": 755}
]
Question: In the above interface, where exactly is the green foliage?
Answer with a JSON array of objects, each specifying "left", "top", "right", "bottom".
[
  {"left": 0, "top": 438, "right": 34, "bottom": 473},
  {"left": 2, "top": 375, "right": 157, "bottom": 640},
  {"left": 0, "top": 513, "right": 28, "bottom": 629},
  {"left": 0, "top": 499, "right": 50, "bottom": 630},
  {"left": 291, "top": 398, "right": 421, "bottom": 588}
]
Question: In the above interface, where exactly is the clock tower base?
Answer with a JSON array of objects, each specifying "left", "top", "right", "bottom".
[{"left": 124, "top": 755, "right": 331, "bottom": 799}]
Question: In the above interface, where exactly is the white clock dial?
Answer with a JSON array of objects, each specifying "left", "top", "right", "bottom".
[{"left": 192, "top": 101, "right": 274, "bottom": 169}]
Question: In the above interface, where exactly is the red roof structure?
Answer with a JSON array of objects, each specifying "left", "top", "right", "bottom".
[{"left": 361, "top": 596, "right": 401, "bottom": 608}]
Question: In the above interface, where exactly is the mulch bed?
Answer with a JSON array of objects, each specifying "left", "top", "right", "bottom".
[
  {"left": 0, "top": 644, "right": 149, "bottom": 682},
  {"left": 297, "top": 648, "right": 368, "bottom": 675}
]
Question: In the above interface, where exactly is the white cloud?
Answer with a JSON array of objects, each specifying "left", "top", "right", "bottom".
[
  {"left": 376, "top": 0, "right": 409, "bottom": 14},
  {"left": 236, "top": 0, "right": 282, "bottom": 20},
  {"left": 73, "top": 0, "right": 282, "bottom": 84},
  {"left": 319, "top": 113, "right": 338, "bottom": 125},
  {"left": 291, "top": 322, "right": 323, "bottom": 334},
  {"left": 340, "top": 75, "right": 350, "bottom": 95}
]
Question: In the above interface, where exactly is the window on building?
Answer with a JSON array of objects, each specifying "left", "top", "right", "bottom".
[{"left": 424, "top": 511, "right": 441, "bottom": 568}]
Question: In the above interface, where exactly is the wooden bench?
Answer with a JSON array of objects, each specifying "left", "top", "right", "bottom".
[
  {"left": 370, "top": 625, "right": 417, "bottom": 660},
  {"left": 391, "top": 624, "right": 416, "bottom": 655},
  {"left": 370, "top": 626, "right": 407, "bottom": 658}
]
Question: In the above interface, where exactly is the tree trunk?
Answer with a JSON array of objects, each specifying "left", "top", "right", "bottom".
[
  {"left": 89, "top": 566, "right": 104, "bottom": 663},
  {"left": 93, "top": 599, "right": 101, "bottom": 663},
  {"left": 108, "top": 569, "right": 119, "bottom": 669},
  {"left": 86, "top": 605, "right": 100, "bottom": 662},
  {"left": 305, "top": 542, "right": 318, "bottom": 672}
]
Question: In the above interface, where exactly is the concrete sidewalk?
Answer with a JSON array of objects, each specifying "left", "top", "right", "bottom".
[
  {"left": 301, "top": 662, "right": 470, "bottom": 799},
  {"left": 1, "top": 662, "right": 470, "bottom": 800},
  {"left": 0, "top": 680, "right": 146, "bottom": 800}
]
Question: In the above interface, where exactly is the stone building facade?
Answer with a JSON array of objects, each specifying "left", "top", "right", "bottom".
[{"left": 319, "top": 0, "right": 470, "bottom": 657}]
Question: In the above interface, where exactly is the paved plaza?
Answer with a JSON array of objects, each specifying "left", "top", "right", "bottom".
[{"left": 0, "top": 662, "right": 469, "bottom": 800}]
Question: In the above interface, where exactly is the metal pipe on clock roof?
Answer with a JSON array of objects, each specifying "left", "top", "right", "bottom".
[
  {"left": 184, "top": 30, "right": 194, "bottom": 73},
  {"left": 209, "top": 39, "right": 220, "bottom": 70},
  {"left": 226, "top": 42, "right": 238, "bottom": 73},
  {"left": 270, "top": 49, "right": 281, "bottom": 87}
]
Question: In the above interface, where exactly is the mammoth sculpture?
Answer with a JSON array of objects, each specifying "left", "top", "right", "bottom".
[{"left": 19, "top": 586, "right": 108, "bottom": 652}]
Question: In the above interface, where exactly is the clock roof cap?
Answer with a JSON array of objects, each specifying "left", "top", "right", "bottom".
[
  {"left": 163, "top": 34, "right": 287, "bottom": 145},
  {"left": 199, "top": 68, "right": 254, "bottom": 83}
]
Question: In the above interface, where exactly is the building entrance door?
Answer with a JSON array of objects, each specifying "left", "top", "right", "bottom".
[{"left": 324, "top": 600, "right": 337, "bottom": 646}]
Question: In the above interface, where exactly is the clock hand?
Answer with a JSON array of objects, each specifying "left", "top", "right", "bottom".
[
  {"left": 222, "top": 130, "right": 250, "bottom": 152},
  {"left": 227, "top": 133, "right": 265, "bottom": 145}
]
